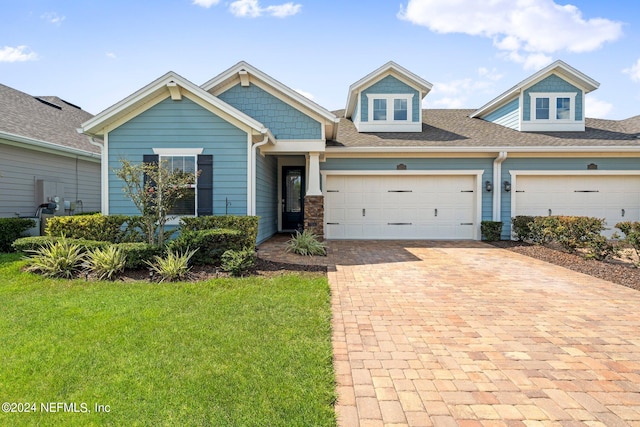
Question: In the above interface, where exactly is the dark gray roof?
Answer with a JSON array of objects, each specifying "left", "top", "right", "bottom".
[
  {"left": 0, "top": 83, "right": 99, "bottom": 154},
  {"left": 329, "top": 109, "right": 640, "bottom": 149}
]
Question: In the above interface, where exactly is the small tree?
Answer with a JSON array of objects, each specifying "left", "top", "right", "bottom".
[{"left": 114, "top": 159, "right": 200, "bottom": 246}]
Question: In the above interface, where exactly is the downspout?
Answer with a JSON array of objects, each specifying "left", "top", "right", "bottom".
[
  {"left": 249, "top": 133, "right": 270, "bottom": 216},
  {"left": 492, "top": 151, "right": 508, "bottom": 221},
  {"left": 84, "top": 134, "right": 107, "bottom": 214}
]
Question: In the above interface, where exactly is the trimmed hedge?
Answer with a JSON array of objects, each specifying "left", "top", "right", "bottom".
[
  {"left": 180, "top": 215, "right": 259, "bottom": 249},
  {"left": 511, "top": 215, "right": 535, "bottom": 241},
  {"left": 13, "top": 236, "right": 161, "bottom": 269},
  {"left": 0, "top": 218, "right": 36, "bottom": 252},
  {"left": 480, "top": 221, "right": 502, "bottom": 241},
  {"left": 45, "top": 214, "right": 144, "bottom": 243},
  {"left": 168, "top": 228, "right": 244, "bottom": 265}
]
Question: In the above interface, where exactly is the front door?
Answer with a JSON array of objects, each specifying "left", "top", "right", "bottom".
[{"left": 282, "top": 166, "right": 305, "bottom": 231}]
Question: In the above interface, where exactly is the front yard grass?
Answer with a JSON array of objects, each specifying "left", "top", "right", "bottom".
[{"left": 0, "top": 253, "right": 335, "bottom": 426}]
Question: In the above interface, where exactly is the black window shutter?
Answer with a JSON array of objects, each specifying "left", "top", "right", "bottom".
[
  {"left": 142, "top": 154, "right": 159, "bottom": 189},
  {"left": 197, "top": 155, "right": 213, "bottom": 216}
]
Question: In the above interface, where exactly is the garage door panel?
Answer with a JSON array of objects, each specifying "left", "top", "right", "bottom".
[
  {"left": 326, "top": 175, "right": 477, "bottom": 239},
  {"left": 515, "top": 175, "right": 640, "bottom": 237}
]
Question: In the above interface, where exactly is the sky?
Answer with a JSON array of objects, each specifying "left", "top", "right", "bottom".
[{"left": 1, "top": 0, "right": 639, "bottom": 120}]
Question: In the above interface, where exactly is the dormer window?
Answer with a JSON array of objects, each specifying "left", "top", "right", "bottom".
[
  {"left": 367, "top": 94, "right": 413, "bottom": 123},
  {"left": 530, "top": 93, "right": 576, "bottom": 122}
]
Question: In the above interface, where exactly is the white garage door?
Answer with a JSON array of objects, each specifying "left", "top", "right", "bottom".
[
  {"left": 325, "top": 175, "right": 477, "bottom": 239},
  {"left": 514, "top": 175, "right": 640, "bottom": 235}
]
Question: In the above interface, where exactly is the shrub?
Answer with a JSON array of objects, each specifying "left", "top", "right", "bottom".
[
  {"left": 285, "top": 230, "right": 326, "bottom": 256},
  {"left": 146, "top": 249, "right": 197, "bottom": 282},
  {"left": 481, "top": 221, "right": 503, "bottom": 242},
  {"left": 511, "top": 216, "right": 535, "bottom": 241},
  {"left": 24, "top": 238, "right": 86, "bottom": 279},
  {"left": 168, "top": 228, "right": 244, "bottom": 265},
  {"left": 180, "top": 215, "right": 259, "bottom": 249},
  {"left": 45, "top": 214, "right": 144, "bottom": 243},
  {"left": 533, "top": 216, "right": 606, "bottom": 253},
  {"left": 115, "top": 242, "right": 164, "bottom": 269},
  {"left": 616, "top": 221, "right": 640, "bottom": 267},
  {"left": 221, "top": 248, "right": 257, "bottom": 277},
  {"left": 13, "top": 236, "right": 109, "bottom": 254},
  {"left": 84, "top": 245, "right": 127, "bottom": 280},
  {"left": 0, "top": 218, "right": 36, "bottom": 252}
]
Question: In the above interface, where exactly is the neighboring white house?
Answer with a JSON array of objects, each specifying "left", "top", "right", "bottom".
[{"left": 0, "top": 83, "right": 101, "bottom": 222}]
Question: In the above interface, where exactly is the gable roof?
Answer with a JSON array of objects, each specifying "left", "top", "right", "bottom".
[
  {"left": 202, "top": 61, "right": 339, "bottom": 139},
  {"left": 0, "top": 83, "right": 99, "bottom": 159},
  {"left": 471, "top": 60, "right": 600, "bottom": 119},
  {"left": 344, "top": 61, "right": 433, "bottom": 119},
  {"left": 329, "top": 109, "right": 640, "bottom": 151},
  {"left": 80, "top": 71, "right": 273, "bottom": 141}
]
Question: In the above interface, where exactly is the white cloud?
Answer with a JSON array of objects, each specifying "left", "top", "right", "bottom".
[
  {"left": 294, "top": 89, "right": 314, "bottom": 100},
  {"left": 398, "top": 0, "right": 623, "bottom": 70},
  {"left": 585, "top": 95, "right": 613, "bottom": 118},
  {"left": 192, "top": 0, "right": 221, "bottom": 8},
  {"left": 478, "top": 67, "right": 504, "bottom": 82},
  {"left": 623, "top": 58, "right": 640, "bottom": 83},
  {"left": 0, "top": 45, "right": 37, "bottom": 63},
  {"left": 41, "top": 12, "right": 65, "bottom": 25},
  {"left": 106, "top": 52, "right": 117, "bottom": 59},
  {"left": 429, "top": 96, "right": 467, "bottom": 109},
  {"left": 229, "top": 0, "right": 301, "bottom": 18}
]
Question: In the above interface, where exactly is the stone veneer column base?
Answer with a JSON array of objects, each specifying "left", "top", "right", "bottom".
[{"left": 304, "top": 195, "right": 324, "bottom": 240}]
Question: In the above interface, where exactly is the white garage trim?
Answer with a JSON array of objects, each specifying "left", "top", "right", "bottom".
[{"left": 321, "top": 170, "right": 484, "bottom": 240}]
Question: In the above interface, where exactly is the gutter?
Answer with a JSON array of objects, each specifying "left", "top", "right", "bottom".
[
  {"left": 493, "top": 151, "right": 508, "bottom": 221},
  {"left": 0, "top": 130, "right": 101, "bottom": 161}
]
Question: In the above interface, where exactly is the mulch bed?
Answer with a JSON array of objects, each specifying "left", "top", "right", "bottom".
[{"left": 490, "top": 241, "right": 640, "bottom": 291}]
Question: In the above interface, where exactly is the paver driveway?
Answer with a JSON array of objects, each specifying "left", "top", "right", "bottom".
[{"left": 329, "top": 241, "right": 640, "bottom": 427}]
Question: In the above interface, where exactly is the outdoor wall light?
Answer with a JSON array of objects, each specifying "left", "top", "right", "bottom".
[
  {"left": 485, "top": 180, "right": 493, "bottom": 192},
  {"left": 503, "top": 180, "right": 512, "bottom": 192}
]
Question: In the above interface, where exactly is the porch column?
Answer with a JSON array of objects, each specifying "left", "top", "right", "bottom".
[
  {"left": 304, "top": 152, "right": 324, "bottom": 239},
  {"left": 306, "top": 152, "right": 322, "bottom": 196}
]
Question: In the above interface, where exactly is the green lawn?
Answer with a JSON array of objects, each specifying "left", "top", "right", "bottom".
[{"left": 0, "top": 254, "right": 336, "bottom": 426}]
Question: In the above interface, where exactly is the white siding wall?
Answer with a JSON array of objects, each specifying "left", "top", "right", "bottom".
[{"left": 0, "top": 141, "right": 101, "bottom": 217}]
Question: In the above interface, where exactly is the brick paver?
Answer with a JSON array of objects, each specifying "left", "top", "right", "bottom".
[{"left": 258, "top": 238, "right": 640, "bottom": 426}]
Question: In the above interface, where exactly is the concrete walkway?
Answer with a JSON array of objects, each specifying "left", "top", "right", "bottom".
[{"left": 258, "top": 238, "right": 640, "bottom": 426}]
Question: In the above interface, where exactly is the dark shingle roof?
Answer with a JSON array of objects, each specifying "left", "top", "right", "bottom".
[
  {"left": 0, "top": 83, "right": 99, "bottom": 154},
  {"left": 329, "top": 109, "right": 640, "bottom": 149}
]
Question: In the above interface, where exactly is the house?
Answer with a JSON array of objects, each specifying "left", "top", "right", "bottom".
[
  {"left": 0, "top": 83, "right": 101, "bottom": 224},
  {"left": 79, "top": 60, "right": 640, "bottom": 243}
]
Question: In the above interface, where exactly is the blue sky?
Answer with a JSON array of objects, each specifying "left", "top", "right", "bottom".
[{"left": 1, "top": 0, "right": 639, "bottom": 120}]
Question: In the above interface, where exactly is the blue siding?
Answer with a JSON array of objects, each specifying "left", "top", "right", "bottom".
[
  {"left": 500, "top": 157, "right": 640, "bottom": 238},
  {"left": 482, "top": 98, "right": 519, "bottom": 130},
  {"left": 217, "top": 84, "right": 322, "bottom": 139},
  {"left": 321, "top": 157, "right": 493, "bottom": 222},
  {"left": 360, "top": 75, "right": 420, "bottom": 122},
  {"left": 523, "top": 75, "right": 583, "bottom": 121},
  {"left": 108, "top": 97, "right": 248, "bottom": 216},
  {"left": 256, "top": 154, "right": 278, "bottom": 243}
]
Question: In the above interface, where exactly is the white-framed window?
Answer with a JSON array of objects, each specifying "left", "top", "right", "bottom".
[
  {"left": 530, "top": 93, "right": 576, "bottom": 122},
  {"left": 367, "top": 94, "right": 414, "bottom": 123},
  {"left": 152, "top": 148, "right": 203, "bottom": 217}
]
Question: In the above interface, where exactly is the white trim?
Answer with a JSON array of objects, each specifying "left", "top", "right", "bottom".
[
  {"left": 277, "top": 156, "right": 306, "bottom": 232},
  {"left": 323, "top": 146, "right": 640, "bottom": 154},
  {"left": 509, "top": 170, "right": 640, "bottom": 227},
  {"left": 492, "top": 152, "right": 507, "bottom": 221},
  {"left": 153, "top": 148, "right": 203, "bottom": 156},
  {"left": 321, "top": 169, "right": 483, "bottom": 240},
  {"left": 261, "top": 139, "right": 325, "bottom": 153},
  {"left": 471, "top": 60, "right": 599, "bottom": 119},
  {"left": 201, "top": 61, "right": 339, "bottom": 124},
  {"left": 0, "top": 130, "right": 100, "bottom": 161},
  {"left": 247, "top": 133, "right": 253, "bottom": 216},
  {"left": 102, "top": 133, "right": 109, "bottom": 215},
  {"left": 345, "top": 61, "right": 433, "bottom": 119}
]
